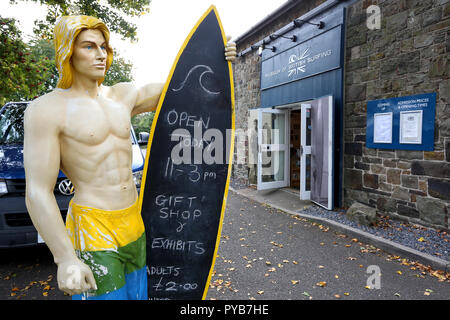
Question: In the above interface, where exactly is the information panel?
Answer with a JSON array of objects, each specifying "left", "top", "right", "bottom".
[{"left": 366, "top": 93, "right": 436, "bottom": 150}]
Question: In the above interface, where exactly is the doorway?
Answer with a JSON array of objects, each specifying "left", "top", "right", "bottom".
[{"left": 256, "top": 95, "right": 334, "bottom": 210}]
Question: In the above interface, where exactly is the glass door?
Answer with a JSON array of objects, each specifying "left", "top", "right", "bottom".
[
  {"left": 257, "top": 108, "right": 289, "bottom": 190},
  {"left": 310, "top": 95, "right": 334, "bottom": 210},
  {"left": 300, "top": 104, "right": 311, "bottom": 200}
]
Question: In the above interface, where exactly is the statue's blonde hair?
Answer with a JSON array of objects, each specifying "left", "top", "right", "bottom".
[{"left": 53, "top": 15, "right": 113, "bottom": 89}]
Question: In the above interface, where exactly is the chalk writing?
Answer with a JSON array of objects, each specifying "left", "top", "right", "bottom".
[
  {"left": 172, "top": 65, "right": 220, "bottom": 95},
  {"left": 153, "top": 277, "right": 198, "bottom": 292},
  {"left": 166, "top": 109, "right": 211, "bottom": 129},
  {"left": 151, "top": 237, "right": 206, "bottom": 255}
]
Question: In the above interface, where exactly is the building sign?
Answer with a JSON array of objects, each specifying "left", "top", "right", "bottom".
[
  {"left": 366, "top": 93, "right": 436, "bottom": 151},
  {"left": 261, "top": 26, "right": 342, "bottom": 90}
]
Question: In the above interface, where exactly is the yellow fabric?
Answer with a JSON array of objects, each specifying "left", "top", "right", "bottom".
[{"left": 65, "top": 200, "right": 144, "bottom": 252}]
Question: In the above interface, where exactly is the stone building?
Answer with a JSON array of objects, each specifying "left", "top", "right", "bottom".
[{"left": 231, "top": 0, "right": 449, "bottom": 230}]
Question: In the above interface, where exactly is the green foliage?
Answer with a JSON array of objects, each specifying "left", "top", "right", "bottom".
[
  {"left": 0, "top": 16, "right": 55, "bottom": 105},
  {"left": 9, "top": 0, "right": 151, "bottom": 41},
  {"left": 103, "top": 55, "right": 133, "bottom": 86},
  {"left": 0, "top": 13, "right": 135, "bottom": 104},
  {"left": 131, "top": 112, "right": 155, "bottom": 135}
]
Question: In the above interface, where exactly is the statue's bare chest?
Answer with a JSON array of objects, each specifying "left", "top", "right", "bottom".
[{"left": 62, "top": 97, "right": 131, "bottom": 145}]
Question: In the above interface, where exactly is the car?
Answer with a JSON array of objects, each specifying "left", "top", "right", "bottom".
[{"left": 0, "top": 101, "right": 146, "bottom": 248}]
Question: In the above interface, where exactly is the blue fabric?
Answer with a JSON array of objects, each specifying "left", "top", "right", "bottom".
[{"left": 72, "top": 266, "right": 148, "bottom": 300}]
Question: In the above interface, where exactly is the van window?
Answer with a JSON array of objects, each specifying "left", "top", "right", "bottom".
[{"left": 0, "top": 103, "right": 27, "bottom": 145}]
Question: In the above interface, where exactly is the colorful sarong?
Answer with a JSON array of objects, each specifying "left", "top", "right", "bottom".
[{"left": 65, "top": 199, "right": 147, "bottom": 300}]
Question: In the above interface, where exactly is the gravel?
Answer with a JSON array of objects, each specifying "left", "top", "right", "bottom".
[
  {"left": 229, "top": 179, "right": 450, "bottom": 262},
  {"left": 297, "top": 205, "right": 450, "bottom": 262}
]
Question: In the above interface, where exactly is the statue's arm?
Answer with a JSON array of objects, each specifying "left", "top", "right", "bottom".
[
  {"left": 24, "top": 100, "right": 96, "bottom": 295},
  {"left": 131, "top": 82, "right": 165, "bottom": 116},
  {"left": 24, "top": 101, "right": 74, "bottom": 263}
]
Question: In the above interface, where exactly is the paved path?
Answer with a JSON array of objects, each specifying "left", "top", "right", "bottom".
[
  {"left": 1, "top": 190, "right": 448, "bottom": 300},
  {"left": 206, "top": 191, "right": 449, "bottom": 300}
]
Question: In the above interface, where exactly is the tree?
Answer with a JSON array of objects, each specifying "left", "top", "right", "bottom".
[
  {"left": 103, "top": 55, "right": 133, "bottom": 86},
  {"left": 0, "top": 16, "right": 54, "bottom": 105},
  {"left": 131, "top": 111, "right": 155, "bottom": 136},
  {"left": 9, "top": 0, "right": 151, "bottom": 41}
]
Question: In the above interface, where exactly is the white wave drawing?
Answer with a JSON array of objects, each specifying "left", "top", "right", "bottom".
[{"left": 172, "top": 65, "right": 220, "bottom": 95}]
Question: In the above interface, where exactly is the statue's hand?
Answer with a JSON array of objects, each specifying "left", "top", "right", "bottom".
[
  {"left": 225, "top": 35, "right": 237, "bottom": 63},
  {"left": 57, "top": 258, "right": 97, "bottom": 296}
]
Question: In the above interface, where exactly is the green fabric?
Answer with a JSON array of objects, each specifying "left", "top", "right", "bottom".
[{"left": 77, "top": 232, "right": 146, "bottom": 296}]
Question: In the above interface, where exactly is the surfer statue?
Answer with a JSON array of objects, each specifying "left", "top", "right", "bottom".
[{"left": 24, "top": 15, "right": 236, "bottom": 300}]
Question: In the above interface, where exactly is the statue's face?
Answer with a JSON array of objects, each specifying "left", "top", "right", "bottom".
[{"left": 71, "top": 29, "right": 108, "bottom": 82}]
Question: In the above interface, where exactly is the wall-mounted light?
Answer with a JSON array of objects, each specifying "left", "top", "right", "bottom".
[
  {"left": 258, "top": 44, "right": 276, "bottom": 56},
  {"left": 293, "top": 19, "right": 324, "bottom": 29},
  {"left": 269, "top": 34, "right": 297, "bottom": 42}
]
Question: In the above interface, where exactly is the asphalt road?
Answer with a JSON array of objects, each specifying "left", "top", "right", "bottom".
[
  {"left": 0, "top": 190, "right": 448, "bottom": 300},
  {"left": 206, "top": 191, "right": 449, "bottom": 300},
  {"left": 0, "top": 244, "right": 68, "bottom": 300}
]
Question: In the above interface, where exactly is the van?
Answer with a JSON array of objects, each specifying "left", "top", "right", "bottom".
[{"left": 0, "top": 101, "right": 145, "bottom": 248}]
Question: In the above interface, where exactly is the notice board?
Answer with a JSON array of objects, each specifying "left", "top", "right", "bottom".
[{"left": 366, "top": 93, "right": 436, "bottom": 151}]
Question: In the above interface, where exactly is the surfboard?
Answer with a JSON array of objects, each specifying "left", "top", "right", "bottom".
[{"left": 137, "top": 5, "right": 235, "bottom": 300}]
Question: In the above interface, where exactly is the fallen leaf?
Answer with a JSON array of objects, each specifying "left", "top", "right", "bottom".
[
  {"left": 334, "top": 294, "right": 341, "bottom": 299},
  {"left": 418, "top": 237, "right": 425, "bottom": 242},
  {"left": 302, "top": 291, "right": 310, "bottom": 297},
  {"left": 293, "top": 261, "right": 298, "bottom": 265},
  {"left": 257, "top": 290, "right": 264, "bottom": 295},
  {"left": 265, "top": 261, "right": 272, "bottom": 266},
  {"left": 291, "top": 280, "right": 299, "bottom": 285},
  {"left": 11, "top": 287, "right": 20, "bottom": 292},
  {"left": 344, "top": 292, "right": 350, "bottom": 296},
  {"left": 316, "top": 281, "right": 327, "bottom": 287},
  {"left": 42, "top": 292, "right": 48, "bottom": 297},
  {"left": 397, "top": 271, "right": 402, "bottom": 275},
  {"left": 394, "top": 293, "right": 401, "bottom": 297}
]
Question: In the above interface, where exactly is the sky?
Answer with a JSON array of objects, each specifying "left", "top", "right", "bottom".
[{"left": 1, "top": 0, "right": 288, "bottom": 85}]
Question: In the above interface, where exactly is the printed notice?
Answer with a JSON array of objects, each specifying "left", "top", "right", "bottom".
[
  {"left": 400, "top": 110, "right": 422, "bottom": 144},
  {"left": 373, "top": 112, "right": 392, "bottom": 143}
]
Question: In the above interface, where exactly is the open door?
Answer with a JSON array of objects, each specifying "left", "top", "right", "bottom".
[
  {"left": 300, "top": 104, "right": 311, "bottom": 200},
  {"left": 257, "top": 108, "right": 289, "bottom": 190},
  {"left": 310, "top": 96, "right": 334, "bottom": 210}
]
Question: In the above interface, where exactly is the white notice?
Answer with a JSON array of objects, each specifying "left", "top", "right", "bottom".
[
  {"left": 373, "top": 112, "right": 392, "bottom": 143},
  {"left": 400, "top": 110, "right": 422, "bottom": 144}
]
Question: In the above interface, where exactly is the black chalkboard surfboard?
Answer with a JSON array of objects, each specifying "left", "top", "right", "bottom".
[{"left": 137, "top": 6, "right": 235, "bottom": 300}]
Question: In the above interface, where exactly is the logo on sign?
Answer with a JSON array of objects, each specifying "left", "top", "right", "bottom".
[
  {"left": 288, "top": 47, "right": 310, "bottom": 77},
  {"left": 287, "top": 46, "right": 333, "bottom": 78}
]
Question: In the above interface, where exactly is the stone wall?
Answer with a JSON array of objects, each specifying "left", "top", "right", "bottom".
[{"left": 344, "top": 0, "right": 450, "bottom": 229}]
